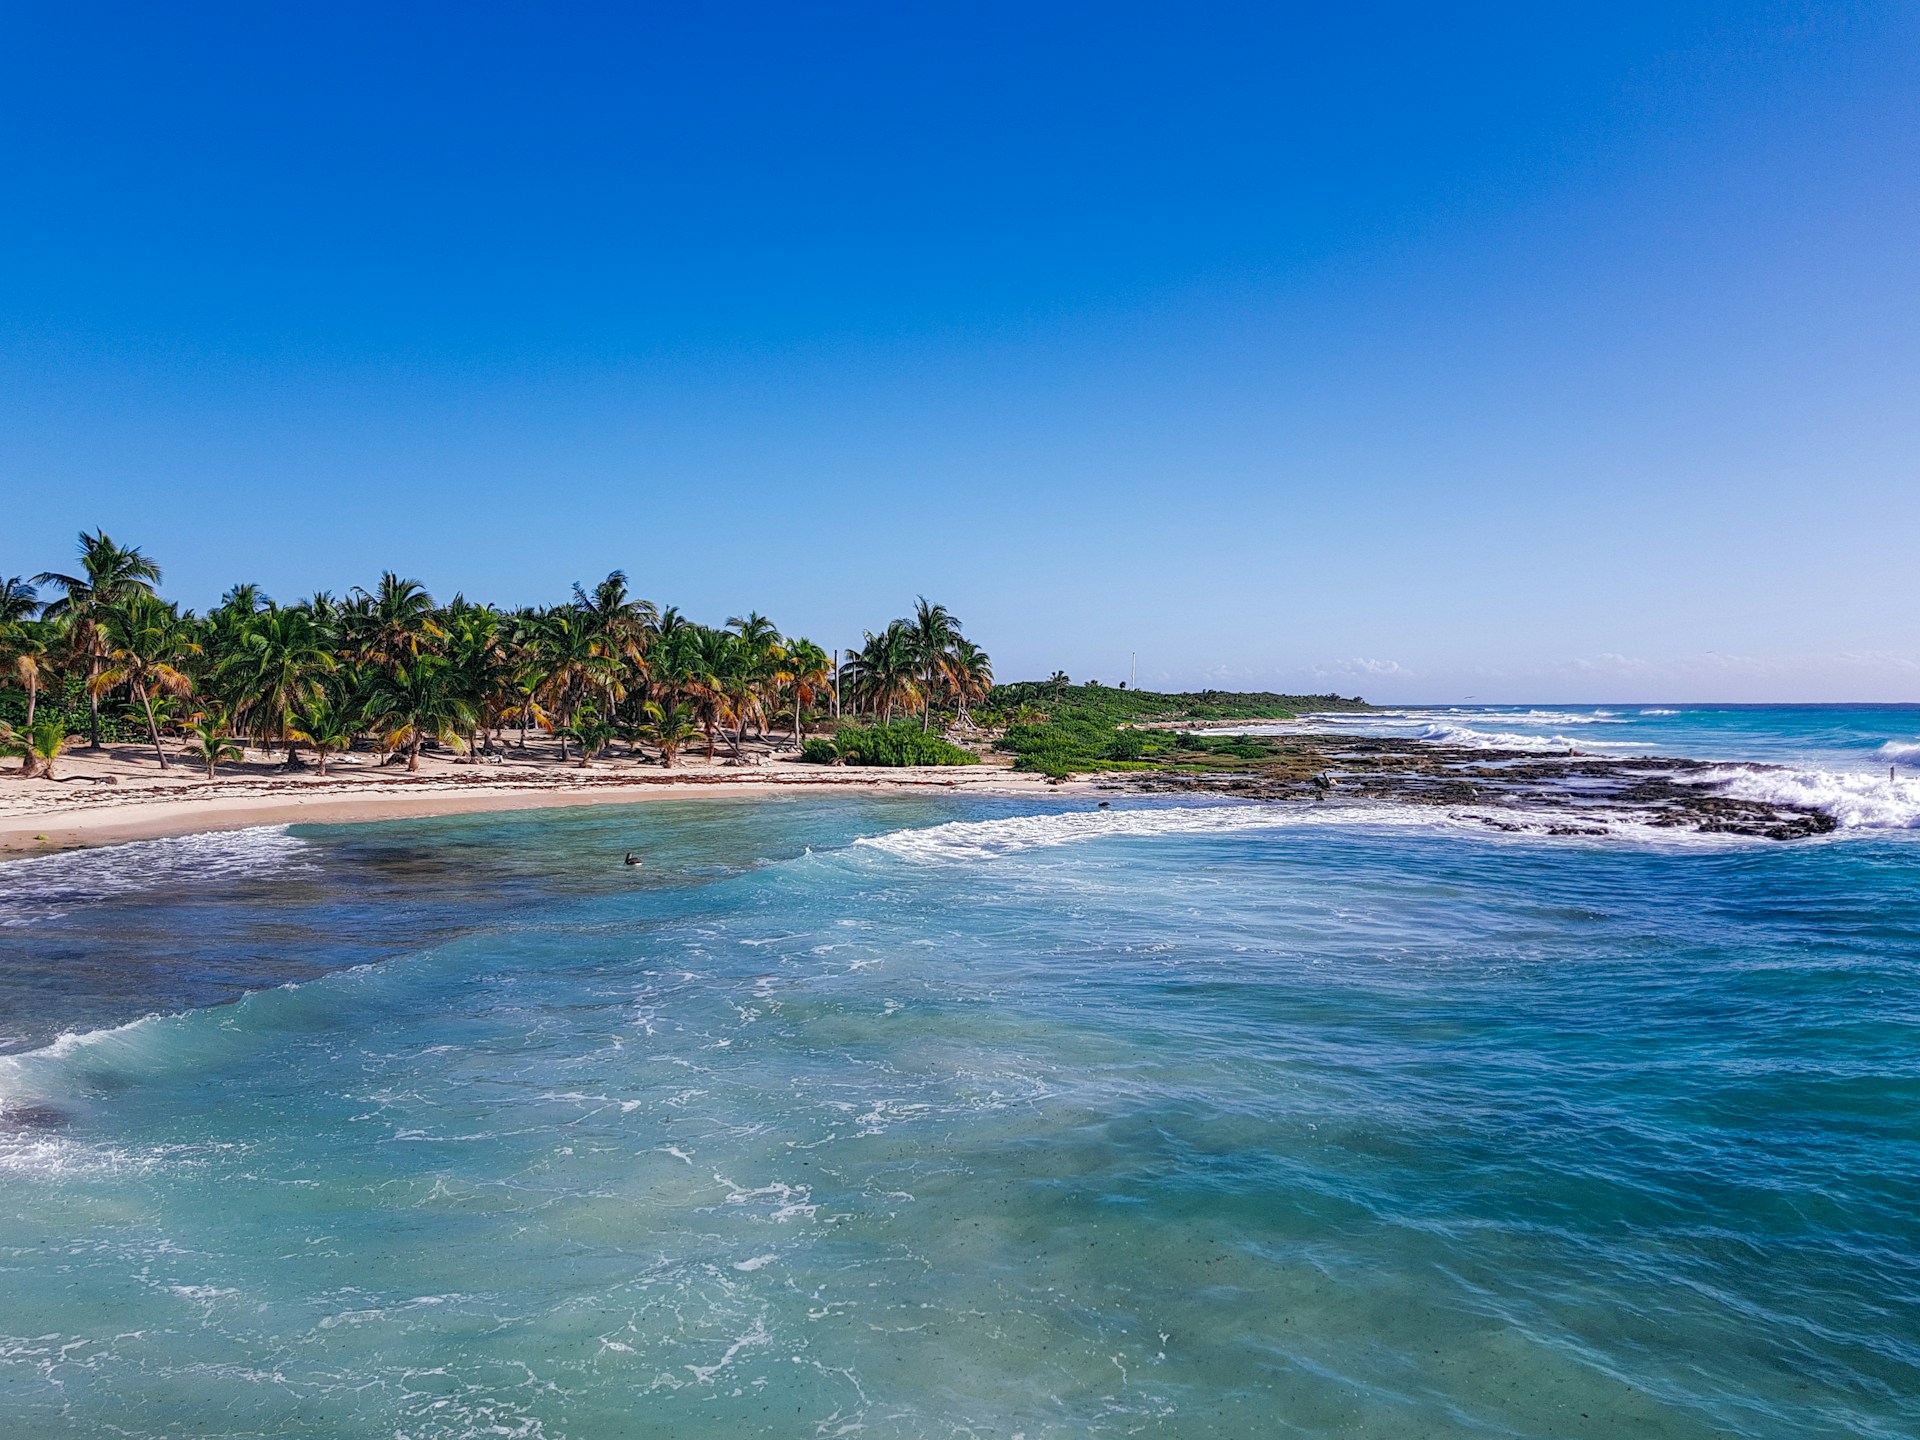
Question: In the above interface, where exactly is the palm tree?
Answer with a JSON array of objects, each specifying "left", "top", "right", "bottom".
[
  {"left": 534, "top": 609, "right": 619, "bottom": 761},
  {"left": 776, "top": 639, "right": 831, "bottom": 743},
  {"left": 91, "top": 593, "right": 197, "bottom": 768},
  {"left": 4, "top": 617, "right": 58, "bottom": 728},
  {"left": 636, "top": 696, "right": 701, "bottom": 768},
  {"left": 184, "top": 715, "right": 246, "bottom": 779},
  {"left": 220, "top": 607, "right": 336, "bottom": 763},
  {"left": 944, "top": 638, "right": 993, "bottom": 729},
  {"left": 442, "top": 606, "right": 509, "bottom": 759},
  {"left": 843, "top": 622, "right": 922, "bottom": 723},
  {"left": 34, "top": 531, "right": 163, "bottom": 749},
  {"left": 0, "top": 577, "right": 38, "bottom": 625},
  {"left": 909, "top": 598, "right": 961, "bottom": 730},
  {"left": 683, "top": 627, "right": 741, "bottom": 760},
  {"left": 350, "top": 573, "right": 442, "bottom": 672},
  {"left": 287, "top": 694, "right": 361, "bottom": 776},
  {"left": 365, "top": 658, "right": 475, "bottom": 771},
  {"left": 726, "top": 612, "right": 782, "bottom": 744},
  {"left": 573, "top": 569, "right": 658, "bottom": 671},
  {"left": 6, "top": 715, "right": 68, "bottom": 778},
  {"left": 566, "top": 706, "right": 618, "bottom": 767}
]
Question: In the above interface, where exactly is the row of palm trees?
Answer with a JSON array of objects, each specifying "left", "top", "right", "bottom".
[{"left": 0, "top": 531, "right": 991, "bottom": 778}]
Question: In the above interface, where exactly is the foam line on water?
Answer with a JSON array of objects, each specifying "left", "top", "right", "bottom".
[
  {"left": 853, "top": 801, "right": 1729, "bottom": 864},
  {"left": 0, "top": 826, "right": 312, "bottom": 927}
]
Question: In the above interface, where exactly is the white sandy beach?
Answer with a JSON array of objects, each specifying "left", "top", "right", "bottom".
[{"left": 0, "top": 734, "right": 1075, "bottom": 857}]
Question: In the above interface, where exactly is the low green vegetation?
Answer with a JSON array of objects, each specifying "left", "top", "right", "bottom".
[
  {"left": 801, "top": 722, "right": 979, "bottom": 767},
  {"left": 979, "top": 681, "right": 1371, "bottom": 779}
]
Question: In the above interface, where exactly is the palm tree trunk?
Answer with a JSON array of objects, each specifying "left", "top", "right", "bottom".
[
  {"left": 137, "top": 685, "right": 168, "bottom": 768},
  {"left": 88, "top": 688, "right": 102, "bottom": 750},
  {"left": 408, "top": 737, "right": 421, "bottom": 772},
  {"left": 24, "top": 674, "right": 36, "bottom": 728}
]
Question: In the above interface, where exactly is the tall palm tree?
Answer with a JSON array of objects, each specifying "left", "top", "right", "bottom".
[
  {"left": 534, "top": 609, "right": 618, "bottom": 761},
  {"left": 4, "top": 617, "right": 59, "bottom": 728},
  {"left": 909, "top": 598, "right": 961, "bottom": 730},
  {"left": 776, "top": 639, "right": 831, "bottom": 742},
  {"left": 442, "top": 606, "right": 509, "bottom": 758},
  {"left": 90, "top": 592, "right": 197, "bottom": 767},
  {"left": 350, "top": 573, "right": 442, "bottom": 672},
  {"left": 574, "top": 570, "right": 658, "bottom": 669},
  {"left": 843, "top": 621, "right": 922, "bottom": 724},
  {"left": 220, "top": 607, "right": 336, "bottom": 762},
  {"left": 365, "top": 658, "right": 475, "bottom": 772},
  {"left": 944, "top": 638, "right": 993, "bottom": 729},
  {"left": 726, "top": 612, "right": 783, "bottom": 743},
  {"left": 34, "top": 531, "right": 163, "bottom": 749},
  {"left": 683, "top": 627, "right": 741, "bottom": 760}
]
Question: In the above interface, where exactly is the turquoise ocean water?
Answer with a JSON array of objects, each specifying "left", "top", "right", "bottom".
[{"left": 2, "top": 705, "right": 1917, "bottom": 1437}]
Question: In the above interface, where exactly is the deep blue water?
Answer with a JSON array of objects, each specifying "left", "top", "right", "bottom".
[{"left": 2, "top": 705, "right": 1917, "bottom": 1437}]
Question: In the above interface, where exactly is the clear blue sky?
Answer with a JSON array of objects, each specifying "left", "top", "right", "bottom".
[{"left": 3, "top": 2, "right": 1915, "bottom": 701}]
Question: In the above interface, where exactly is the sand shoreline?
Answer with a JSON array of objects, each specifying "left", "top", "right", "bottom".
[{"left": 0, "top": 741, "right": 1080, "bottom": 859}]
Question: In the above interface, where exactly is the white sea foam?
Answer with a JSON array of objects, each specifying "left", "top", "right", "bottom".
[
  {"left": 857, "top": 805, "right": 1303, "bottom": 860},
  {"left": 1695, "top": 766, "right": 1920, "bottom": 830},
  {"left": 856, "top": 801, "right": 1713, "bottom": 864},
  {"left": 1413, "top": 722, "right": 1632, "bottom": 753},
  {"left": 1448, "top": 709, "right": 1627, "bottom": 726},
  {"left": 1877, "top": 740, "right": 1920, "bottom": 764},
  {"left": 1640, "top": 708, "right": 1681, "bottom": 716},
  {"left": 0, "top": 826, "right": 312, "bottom": 927}
]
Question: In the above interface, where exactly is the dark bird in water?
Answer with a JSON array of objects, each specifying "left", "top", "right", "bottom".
[
  {"left": 624, "top": 853, "right": 643, "bottom": 866},
  {"left": 1098, "top": 801, "right": 1110, "bottom": 808}
]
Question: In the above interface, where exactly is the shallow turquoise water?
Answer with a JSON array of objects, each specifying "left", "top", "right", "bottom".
[{"left": 3, "top": 708, "right": 1919, "bottom": 1437}]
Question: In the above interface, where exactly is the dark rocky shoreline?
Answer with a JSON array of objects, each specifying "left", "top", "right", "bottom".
[{"left": 1114, "top": 735, "right": 1837, "bottom": 840}]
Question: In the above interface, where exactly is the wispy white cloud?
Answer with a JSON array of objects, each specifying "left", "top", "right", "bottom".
[{"left": 1314, "top": 657, "right": 1410, "bottom": 679}]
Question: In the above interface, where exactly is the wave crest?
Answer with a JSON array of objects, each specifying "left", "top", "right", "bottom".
[
  {"left": 854, "top": 801, "right": 1721, "bottom": 864},
  {"left": 1698, "top": 766, "right": 1920, "bottom": 830},
  {"left": 1413, "top": 722, "right": 1631, "bottom": 753},
  {"left": 0, "top": 826, "right": 312, "bottom": 928}
]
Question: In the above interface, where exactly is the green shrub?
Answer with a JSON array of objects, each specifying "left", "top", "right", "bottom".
[
  {"left": 799, "top": 737, "right": 838, "bottom": 764},
  {"left": 829, "top": 723, "right": 979, "bottom": 767}
]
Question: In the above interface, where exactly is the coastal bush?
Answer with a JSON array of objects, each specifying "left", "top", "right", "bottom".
[
  {"left": 799, "top": 737, "right": 838, "bottom": 764},
  {"left": 825, "top": 722, "right": 979, "bottom": 767},
  {"left": 980, "top": 682, "right": 1370, "bottom": 730}
]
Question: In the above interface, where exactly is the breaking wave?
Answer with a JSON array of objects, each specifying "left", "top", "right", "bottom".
[
  {"left": 1877, "top": 740, "right": 1920, "bottom": 765},
  {"left": 0, "top": 826, "right": 312, "bottom": 927},
  {"left": 855, "top": 801, "right": 1713, "bottom": 864},
  {"left": 1413, "top": 722, "right": 1631, "bottom": 753},
  {"left": 1696, "top": 766, "right": 1920, "bottom": 831}
]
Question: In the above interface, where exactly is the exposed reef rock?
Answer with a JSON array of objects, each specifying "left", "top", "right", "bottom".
[{"left": 1119, "top": 736, "right": 1838, "bottom": 840}]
